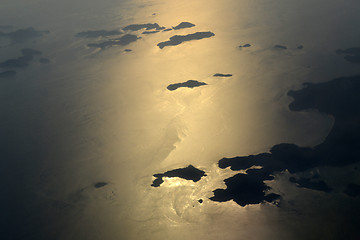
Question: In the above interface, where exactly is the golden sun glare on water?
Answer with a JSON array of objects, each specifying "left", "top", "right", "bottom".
[
  {"left": 1, "top": 0, "right": 360, "bottom": 239},
  {"left": 164, "top": 178, "right": 195, "bottom": 187}
]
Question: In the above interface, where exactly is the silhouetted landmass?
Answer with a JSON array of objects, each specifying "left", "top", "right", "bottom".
[
  {"left": 142, "top": 30, "right": 159, "bottom": 34},
  {"left": 21, "top": 48, "right": 42, "bottom": 56},
  {"left": 209, "top": 170, "right": 280, "bottom": 206},
  {"left": 0, "top": 55, "right": 34, "bottom": 68},
  {"left": 39, "top": 58, "right": 50, "bottom": 64},
  {"left": 213, "top": 73, "right": 232, "bottom": 77},
  {"left": 336, "top": 47, "right": 360, "bottom": 63},
  {"left": 211, "top": 75, "right": 360, "bottom": 206},
  {"left": 94, "top": 182, "right": 108, "bottom": 188},
  {"left": 123, "top": 23, "right": 161, "bottom": 31},
  {"left": 87, "top": 34, "right": 139, "bottom": 49},
  {"left": 0, "top": 27, "right": 49, "bottom": 43},
  {"left": 157, "top": 31, "right": 215, "bottom": 49},
  {"left": 0, "top": 48, "right": 44, "bottom": 69},
  {"left": 274, "top": 45, "right": 287, "bottom": 50},
  {"left": 0, "top": 70, "right": 16, "bottom": 78},
  {"left": 239, "top": 44, "right": 251, "bottom": 48},
  {"left": 75, "top": 30, "right": 122, "bottom": 38},
  {"left": 167, "top": 80, "right": 207, "bottom": 91},
  {"left": 163, "top": 28, "right": 173, "bottom": 32},
  {"left": 344, "top": 184, "right": 360, "bottom": 197},
  {"left": 297, "top": 45, "right": 304, "bottom": 50},
  {"left": 173, "top": 22, "right": 195, "bottom": 30},
  {"left": 289, "top": 177, "right": 331, "bottom": 192},
  {"left": 151, "top": 165, "right": 206, "bottom": 187}
]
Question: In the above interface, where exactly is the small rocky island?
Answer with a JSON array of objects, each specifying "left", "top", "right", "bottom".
[
  {"left": 274, "top": 45, "right": 287, "bottom": 50},
  {"left": 289, "top": 176, "right": 331, "bottom": 193},
  {"left": 213, "top": 73, "right": 232, "bottom": 77},
  {"left": 94, "top": 182, "right": 108, "bottom": 188},
  {"left": 157, "top": 31, "right": 215, "bottom": 49},
  {"left": 142, "top": 30, "right": 159, "bottom": 34},
  {"left": 239, "top": 43, "right": 251, "bottom": 48},
  {"left": 0, "top": 48, "right": 49, "bottom": 78},
  {"left": 122, "top": 23, "right": 162, "bottom": 31},
  {"left": 151, "top": 165, "right": 206, "bottom": 187},
  {"left": 167, "top": 80, "right": 207, "bottom": 91},
  {"left": 172, "top": 22, "right": 195, "bottom": 30},
  {"left": 87, "top": 34, "right": 139, "bottom": 49},
  {"left": 0, "top": 27, "right": 49, "bottom": 44},
  {"left": 336, "top": 47, "right": 360, "bottom": 63}
]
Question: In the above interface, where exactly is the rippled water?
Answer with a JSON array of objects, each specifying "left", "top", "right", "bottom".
[{"left": 1, "top": 0, "right": 360, "bottom": 239}]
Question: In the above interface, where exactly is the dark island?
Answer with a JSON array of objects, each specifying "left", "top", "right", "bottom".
[
  {"left": 213, "top": 73, "right": 232, "bottom": 77},
  {"left": 87, "top": 34, "right": 139, "bottom": 49},
  {"left": 151, "top": 165, "right": 206, "bottom": 187},
  {"left": 210, "top": 75, "right": 360, "bottom": 206},
  {"left": 336, "top": 47, "right": 360, "bottom": 63},
  {"left": 239, "top": 43, "right": 251, "bottom": 48},
  {"left": 142, "top": 30, "right": 159, "bottom": 34},
  {"left": 0, "top": 27, "right": 49, "bottom": 44},
  {"left": 289, "top": 177, "right": 331, "bottom": 193},
  {"left": 274, "top": 45, "right": 287, "bottom": 50},
  {"left": 0, "top": 48, "right": 43, "bottom": 69},
  {"left": 172, "top": 22, "right": 195, "bottom": 30},
  {"left": 123, "top": 23, "right": 161, "bottom": 31},
  {"left": 0, "top": 55, "right": 33, "bottom": 68},
  {"left": 94, "top": 182, "right": 108, "bottom": 188},
  {"left": 167, "top": 80, "right": 207, "bottom": 91},
  {"left": 210, "top": 171, "right": 280, "bottom": 207},
  {"left": 157, "top": 31, "right": 215, "bottom": 49}
]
